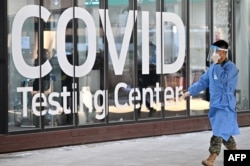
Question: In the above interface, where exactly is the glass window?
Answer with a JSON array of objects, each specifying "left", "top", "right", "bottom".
[
  {"left": 8, "top": 1, "right": 76, "bottom": 131},
  {"left": 107, "top": 0, "right": 135, "bottom": 122},
  {"left": 163, "top": 0, "right": 187, "bottom": 118},
  {"left": 76, "top": 0, "right": 106, "bottom": 125},
  {"left": 189, "top": 0, "right": 210, "bottom": 116},
  {"left": 8, "top": 0, "right": 108, "bottom": 131},
  {"left": 213, "top": 0, "right": 230, "bottom": 41},
  {"left": 137, "top": 0, "right": 160, "bottom": 119},
  {"left": 212, "top": 0, "right": 249, "bottom": 112},
  {"left": 42, "top": 0, "right": 75, "bottom": 128},
  {"left": 235, "top": 0, "right": 250, "bottom": 111},
  {"left": 7, "top": 0, "right": 246, "bottom": 133},
  {"left": 8, "top": 0, "right": 40, "bottom": 131}
]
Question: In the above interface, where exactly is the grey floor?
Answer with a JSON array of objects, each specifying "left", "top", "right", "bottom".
[{"left": 0, "top": 127, "right": 250, "bottom": 166}]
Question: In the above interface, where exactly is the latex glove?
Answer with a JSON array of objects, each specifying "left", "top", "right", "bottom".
[
  {"left": 211, "top": 54, "right": 220, "bottom": 64},
  {"left": 181, "top": 91, "right": 190, "bottom": 100}
]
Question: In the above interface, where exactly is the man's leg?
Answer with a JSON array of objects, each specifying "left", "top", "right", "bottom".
[
  {"left": 223, "top": 136, "right": 237, "bottom": 150},
  {"left": 202, "top": 136, "right": 222, "bottom": 166}
]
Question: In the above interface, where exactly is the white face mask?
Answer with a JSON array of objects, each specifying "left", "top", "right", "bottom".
[{"left": 212, "top": 53, "right": 221, "bottom": 60}]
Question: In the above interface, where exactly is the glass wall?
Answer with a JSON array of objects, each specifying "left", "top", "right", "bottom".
[
  {"left": 76, "top": 0, "right": 105, "bottom": 125},
  {"left": 6, "top": 0, "right": 249, "bottom": 133},
  {"left": 213, "top": 0, "right": 230, "bottom": 41},
  {"left": 107, "top": 0, "right": 135, "bottom": 122},
  {"left": 212, "top": 0, "right": 250, "bottom": 112},
  {"left": 235, "top": 0, "right": 250, "bottom": 111},
  {"left": 42, "top": 0, "right": 75, "bottom": 128},
  {"left": 136, "top": 0, "right": 160, "bottom": 119},
  {"left": 189, "top": 0, "right": 210, "bottom": 116},
  {"left": 8, "top": 0, "right": 107, "bottom": 131},
  {"left": 8, "top": 0, "right": 39, "bottom": 131},
  {"left": 163, "top": 0, "right": 187, "bottom": 117}
]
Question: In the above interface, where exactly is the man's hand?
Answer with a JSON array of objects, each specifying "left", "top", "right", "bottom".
[
  {"left": 181, "top": 91, "right": 190, "bottom": 100},
  {"left": 211, "top": 54, "right": 220, "bottom": 64}
]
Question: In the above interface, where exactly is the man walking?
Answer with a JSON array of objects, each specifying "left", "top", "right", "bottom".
[{"left": 183, "top": 40, "right": 239, "bottom": 166}]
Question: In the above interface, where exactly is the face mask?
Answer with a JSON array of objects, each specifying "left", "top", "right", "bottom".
[{"left": 212, "top": 53, "right": 221, "bottom": 60}]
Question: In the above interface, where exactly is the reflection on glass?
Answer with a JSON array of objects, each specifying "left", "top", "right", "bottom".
[
  {"left": 163, "top": 0, "right": 187, "bottom": 117},
  {"left": 41, "top": 0, "right": 75, "bottom": 128},
  {"left": 107, "top": 0, "right": 135, "bottom": 122},
  {"left": 213, "top": 0, "right": 230, "bottom": 41},
  {"left": 234, "top": 0, "right": 250, "bottom": 111},
  {"left": 7, "top": 0, "right": 241, "bottom": 132},
  {"left": 188, "top": 0, "right": 210, "bottom": 116},
  {"left": 136, "top": 0, "right": 160, "bottom": 119},
  {"left": 77, "top": 0, "right": 105, "bottom": 125},
  {"left": 8, "top": 1, "right": 39, "bottom": 131},
  {"left": 8, "top": 0, "right": 78, "bottom": 131}
]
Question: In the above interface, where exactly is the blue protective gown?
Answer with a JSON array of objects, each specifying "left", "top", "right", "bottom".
[{"left": 188, "top": 60, "right": 240, "bottom": 141}]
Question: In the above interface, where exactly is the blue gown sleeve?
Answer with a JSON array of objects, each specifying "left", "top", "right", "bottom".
[{"left": 188, "top": 70, "right": 209, "bottom": 96}]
